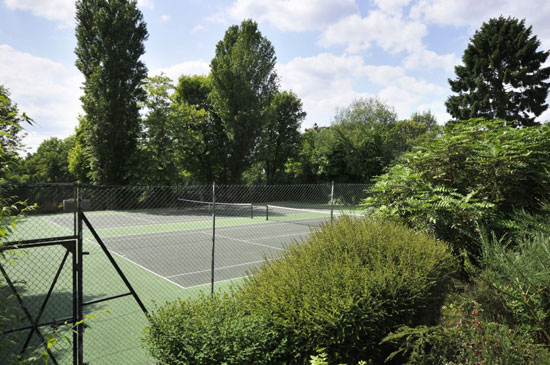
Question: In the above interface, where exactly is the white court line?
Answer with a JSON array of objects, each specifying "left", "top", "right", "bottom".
[
  {"left": 203, "top": 231, "right": 285, "bottom": 251},
  {"left": 46, "top": 215, "right": 305, "bottom": 291},
  {"left": 47, "top": 216, "right": 75, "bottom": 234},
  {"left": 103, "top": 222, "right": 309, "bottom": 244},
  {"left": 97, "top": 218, "right": 311, "bottom": 241},
  {"left": 48, "top": 215, "right": 189, "bottom": 291},
  {"left": 181, "top": 275, "right": 249, "bottom": 290},
  {"left": 165, "top": 259, "right": 273, "bottom": 279},
  {"left": 255, "top": 232, "right": 307, "bottom": 240},
  {"left": 118, "top": 212, "right": 158, "bottom": 224}
]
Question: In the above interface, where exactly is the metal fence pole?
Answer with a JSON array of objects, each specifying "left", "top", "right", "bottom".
[
  {"left": 76, "top": 183, "right": 84, "bottom": 365},
  {"left": 330, "top": 181, "right": 334, "bottom": 225},
  {"left": 211, "top": 182, "right": 216, "bottom": 294}
]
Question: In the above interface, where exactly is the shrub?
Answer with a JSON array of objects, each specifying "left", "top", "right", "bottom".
[
  {"left": 471, "top": 228, "right": 550, "bottom": 345},
  {"left": 142, "top": 292, "right": 287, "bottom": 364},
  {"left": 384, "top": 301, "right": 550, "bottom": 364},
  {"left": 237, "top": 216, "right": 456, "bottom": 364},
  {"left": 363, "top": 119, "right": 550, "bottom": 255}
]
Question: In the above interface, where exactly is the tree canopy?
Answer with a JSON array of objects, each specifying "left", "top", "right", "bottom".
[
  {"left": 0, "top": 85, "right": 31, "bottom": 182},
  {"left": 74, "top": 0, "right": 149, "bottom": 183},
  {"left": 210, "top": 19, "right": 279, "bottom": 183},
  {"left": 446, "top": 17, "right": 550, "bottom": 126}
]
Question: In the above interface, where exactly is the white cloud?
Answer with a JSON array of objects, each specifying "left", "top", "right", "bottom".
[
  {"left": 410, "top": 0, "right": 550, "bottom": 49},
  {"left": 228, "top": 0, "right": 358, "bottom": 32},
  {"left": 278, "top": 53, "right": 370, "bottom": 125},
  {"left": 278, "top": 53, "right": 446, "bottom": 126},
  {"left": 150, "top": 60, "right": 211, "bottom": 82},
  {"left": 374, "top": 0, "right": 412, "bottom": 15},
  {"left": 161, "top": 14, "right": 171, "bottom": 22},
  {"left": 0, "top": 44, "right": 83, "bottom": 152},
  {"left": 192, "top": 24, "right": 205, "bottom": 33},
  {"left": 403, "top": 48, "right": 460, "bottom": 71},
  {"left": 362, "top": 64, "right": 445, "bottom": 117},
  {"left": 319, "top": 12, "right": 427, "bottom": 54},
  {"left": 4, "top": 0, "right": 75, "bottom": 27},
  {"left": 137, "top": 0, "right": 154, "bottom": 10},
  {"left": 4, "top": 0, "right": 156, "bottom": 27}
]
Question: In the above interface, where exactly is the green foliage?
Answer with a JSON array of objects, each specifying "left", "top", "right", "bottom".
[
  {"left": 15, "top": 136, "right": 76, "bottom": 183},
  {"left": 409, "top": 111, "right": 438, "bottom": 132},
  {"left": 364, "top": 119, "right": 550, "bottom": 253},
  {"left": 210, "top": 19, "right": 278, "bottom": 182},
  {"left": 289, "top": 99, "right": 434, "bottom": 183},
  {"left": 74, "top": 0, "right": 148, "bottom": 184},
  {"left": 471, "top": 227, "right": 550, "bottom": 344},
  {"left": 173, "top": 74, "right": 211, "bottom": 110},
  {"left": 136, "top": 74, "right": 180, "bottom": 185},
  {"left": 0, "top": 85, "right": 32, "bottom": 183},
  {"left": 384, "top": 302, "right": 550, "bottom": 364},
  {"left": 237, "top": 217, "right": 456, "bottom": 364},
  {"left": 172, "top": 74, "right": 228, "bottom": 183},
  {"left": 143, "top": 292, "right": 288, "bottom": 364},
  {"left": 446, "top": 16, "right": 550, "bottom": 126},
  {"left": 258, "top": 90, "right": 306, "bottom": 183}
]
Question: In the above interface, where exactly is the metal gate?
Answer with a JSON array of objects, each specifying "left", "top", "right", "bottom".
[{"left": 0, "top": 183, "right": 147, "bottom": 364}]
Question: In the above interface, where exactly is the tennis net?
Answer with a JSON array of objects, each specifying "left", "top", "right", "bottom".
[
  {"left": 177, "top": 198, "right": 254, "bottom": 218},
  {"left": 264, "top": 204, "right": 364, "bottom": 228},
  {"left": 264, "top": 205, "right": 338, "bottom": 228}
]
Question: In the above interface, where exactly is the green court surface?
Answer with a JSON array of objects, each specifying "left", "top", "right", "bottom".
[{"left": 1, "top": 205, "right": 353, "bottom": 364}]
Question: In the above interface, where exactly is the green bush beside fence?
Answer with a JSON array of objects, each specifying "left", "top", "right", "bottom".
[{"left": 144, "top": 216, "right": 456, "bottom": 364}]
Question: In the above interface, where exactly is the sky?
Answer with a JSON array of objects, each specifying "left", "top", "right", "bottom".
[{"left": 1, "top": 0, "right": 550, "bottom": 154}]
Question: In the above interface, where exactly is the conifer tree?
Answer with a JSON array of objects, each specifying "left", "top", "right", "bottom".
[{"left": 446, "top": 17, "right": 550, "bottom": 126}]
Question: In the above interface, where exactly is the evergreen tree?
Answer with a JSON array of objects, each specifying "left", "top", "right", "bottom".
[
  {"left": 210, "top": 19, "right": 278, "bottom": 183},
  {"left": 446, "top": 17, "right": 550, "bottom": 126},
  {"left": 74, "top": 0, "right": 148, "bottom": 183}
]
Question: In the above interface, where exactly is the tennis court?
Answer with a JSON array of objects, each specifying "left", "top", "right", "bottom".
[
  {"left": 1, "top": 183, "right": 368, "bottom": 364},
  {"left": 49, "top": 204, "right": 337, "bottom": 289}
]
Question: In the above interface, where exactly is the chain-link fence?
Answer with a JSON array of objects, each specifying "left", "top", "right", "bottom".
[{"left": 1, "top": 182, "right": 370, "bottom": 364}]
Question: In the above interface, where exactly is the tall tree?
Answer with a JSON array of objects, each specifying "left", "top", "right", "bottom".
[
  {"left": 74, "top": 0, "right": 148, "bottom": 184},
  {"left": 210, "top": 19, "right": 278, "bottom": 183},
  {"left": 138, "top": 74, "right": 179, "bottom": 185},
  {"left": 259, "top": 91, "right": 305, "bottom": 183},
  {"left": 173, "top": 74, "right": 228, "bottom": 183},
  {"left": 446, "top": 17, "right": 550, "bottom": 126},
  {"left": 0, "top": 85, "right": 31, "bottom": 181}
]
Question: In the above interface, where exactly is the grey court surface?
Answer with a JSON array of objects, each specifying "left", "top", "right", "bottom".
[{"left": 46, "top": 209, "right": 326, "bottom": 289}]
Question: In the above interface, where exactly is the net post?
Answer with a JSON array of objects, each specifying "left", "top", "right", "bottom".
[
  {"left": 250, "top": 204, "right": 253, "bottom": 219},
  {"left": 330, "top": 181, "right": 335, "bottom": 225},
  {"left": 266, "top": 205, "right": 269, "bottom": 220},
  {"left": 211, "top": 182, "right": 216, "bottom": 295}
]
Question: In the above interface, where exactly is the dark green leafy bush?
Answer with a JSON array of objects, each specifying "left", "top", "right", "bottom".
[
  {"left": 384, "top": 302, "right": 550, "bottom": 364},
  {"left": 363, "top": 119, "right": 550, "bottom": 254},
  {"left": 142, "top": 292, "right": 287, "bottom": 364},
  {"left": 237, "top": 216, "right": 456, "bottom": 364}
]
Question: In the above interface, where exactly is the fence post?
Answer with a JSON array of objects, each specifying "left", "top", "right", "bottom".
[
  {"left": 76, "top": 183, "right": 84, "bottom": 365},
  {"left": 330, "top": 181, "right": 334, "bottom": 225},
  {"left": 211, "top": 182, "right": 216, "bottom": 294}
]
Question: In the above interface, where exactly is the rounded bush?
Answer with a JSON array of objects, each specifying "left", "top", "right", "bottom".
[
  {"left": 142, "top": 292, "right": 287, "bottom": 364},
  {"left": 237, "top": 216, "right": 456, "bottom": 364}
]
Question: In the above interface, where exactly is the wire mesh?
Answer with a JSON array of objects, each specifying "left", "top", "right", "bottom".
[
  {"left": 0, "top": 242, "right": 76, "bottom": 364},
  {"left": 1, "top": 182, "right": 371, "bottom": 364}
]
